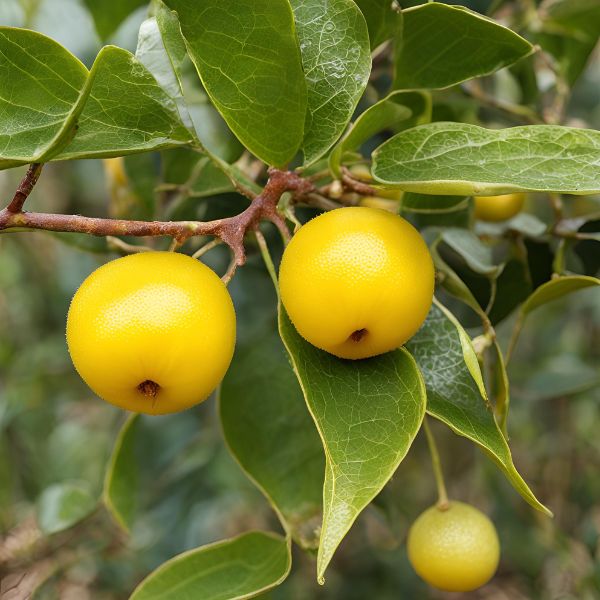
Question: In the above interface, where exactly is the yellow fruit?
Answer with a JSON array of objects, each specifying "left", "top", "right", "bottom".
[
  {"left": 66, "top": 252, "right": 236, "bottom": 415},
  {"left": 376, "top": 188, "right": 404, "bottom": 201},
  {"left": 359, "top": 196, "right": 400, "bottom": 213},
  {"left": 407, "top": 501, "right": 500, "bottom": 592},
  {"left": 279, "top": 207, "right": 434, "bottom": 359},
  {"left": 474, "top": 193, "right": 525, "bottom": 222},
  {"left": 348, "top": 163, "right": 373, "bottom": 181}
]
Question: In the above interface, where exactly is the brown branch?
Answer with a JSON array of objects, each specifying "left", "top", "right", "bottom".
[
  {"left": 0, "top": 167, "right": 314, "bottom": 267},
  {"left": 6, "top": 163, "right": 43, "bottom": 213}
]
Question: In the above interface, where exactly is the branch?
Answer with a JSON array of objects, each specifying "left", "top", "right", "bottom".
[
  {"left": 6, "top": 163, "right": 43, "bottom": 213},
  {"left": 0, "top": 167, "right": 314, "bottom": 267}
]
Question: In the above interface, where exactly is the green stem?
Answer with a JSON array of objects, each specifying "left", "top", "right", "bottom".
[
  {"left": 254, "top": 228, "right": 279, "bottom": 296},
  {"left": 422, "top": 417, "right": 449, "bottom": 509}
]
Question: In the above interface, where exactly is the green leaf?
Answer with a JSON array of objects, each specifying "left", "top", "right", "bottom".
[
  {"left": 279, "top": 306, "right": 426, "bottom": 583},
  {"left": 220, "top": 331, "right": 324, "bottom": 550},
  {"left": 405, "top": 300, "right": 551, "bottom": 516},
  {"left": 441, "top": 229, "right": 500, "bottom": 277},
  {"left": 329, "top": 91, "right": 428, "bottom": 176},
  {"left": 129, "top": 531, "right": 291, "bottom": 600},
  {"left": 290, "top": 0, "right": 371, "bottom": 165},
  {"left": 83, "top": 0, "right": 148, "bottom": 40},
  {"left": 103, "top": 414, "right": 140, "bottom": 532},
  {"left": 402, "top": 194, "right": 468, "bottom": 214},
  {"left": 37, "top": 481, "right": 97, "bottom": 535},
  {"left": 372, "top": 122, "right": 600, "bottom": 195},
  {"left": 0, "top": 27, "right": 88, "bottom": 169},
  {"left": 394, "top": 3, "right": 532, "bottom": 90},
  {"left": 55, "top": 45, "right": 193, "bottom": 160},
  {"left": 354, "top": 0, "right": 403, "bottom": 49},
  {"left": 165, "top": 0, "right": 307, "bottom": 167},
  {"left": 521, "top": 275, "right": 600, "bottom": 315}
]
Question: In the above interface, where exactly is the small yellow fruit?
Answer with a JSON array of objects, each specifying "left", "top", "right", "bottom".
[
  {"left": 66, "top": 252, "right": 236, "bottom": 415},
  {"left": 359, "top": 196, "right": 400, "bottom": 213},
  {"left": 474, "top": 193, "right": 525, "bottom": 222},
  {"left": 407, "top": 501, "right": 500, "bottom": 592},
  {"left": 279, "top": 207, "right": 434, "bottom": 359},
  {"left": 348, "top": 163, "right": 373, "bottom": 181},
  {"left": 376, "top": 188, "right": 404, "bottom": 201}
]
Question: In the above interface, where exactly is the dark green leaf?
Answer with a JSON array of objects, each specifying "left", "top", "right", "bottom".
[
  {"left": 165, "top": 0, "right": 307, "bottom": 167},
  {"left": 395, "top": 3, "right": 532, "bottom": 89},
  {"left": 279, "top": 306, "right": 426, "bottom": 583},
  {"left": 372, "top": 123, "right": 600, "bottom": 195},
  {"left": 521, "top": 275, "right": 600, "bottom": 315},
  {"left": 290, "top": 0, "right": 371, "bottom": 165},
  {"left": 441, "top": 229, "right": 500, "bottom": 277},
  {"left": 130, "top": 531, "right": 291, "bottom": 600},
  {"left": 83, "top": 0, "right": 148, "bottom": 40},
  {"left": 220, "top": 332, "right": 324, "bottom": 550},
  {"left": 405, "top": 300, "right": 551, "bottom": 516},
  {"left": 37, "top": 481, "right": 97, "bottom": 535},
  {"left": 354, "top": 0, "right": 403, "bottom": 49},
  {"left": 103, "top": 414, "right": 140, "bottom": 531},
  {"left": 0, "top": 27, "right": 88, "bottom": 169}
]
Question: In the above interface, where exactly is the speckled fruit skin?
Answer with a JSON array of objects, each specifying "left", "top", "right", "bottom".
[
  {"left": 279, "top": 207, "right": 434, "bottom": 360},
  {"left": 66, "top": 252, "right": 236, "bottom": 415},
  {"left": 474, "top": 193, "right": 525, "bottom": 222},
  {"left": 407, "top": 501, "right": 500, "bottom": 592}
]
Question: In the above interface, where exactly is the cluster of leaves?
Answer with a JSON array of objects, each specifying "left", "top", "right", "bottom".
[{"left": 1, "top": 0, "right": 600, "bottom": 598}]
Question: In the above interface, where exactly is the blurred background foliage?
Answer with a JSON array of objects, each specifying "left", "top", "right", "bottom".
[{"left": 1, "top": 0, "right": 599, "bottom": 598}]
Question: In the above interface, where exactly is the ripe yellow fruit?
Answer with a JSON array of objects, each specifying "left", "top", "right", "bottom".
[
  {"left": 66, "top": 252, "right": 236, "bottom": 415},
  {"left": 279, "top": 207, "right": 434, "bottom": 359},
  {"left": 407, "top": 501, "right": 500, "bottom": 592},
  {"left": 474, "top": 193, "right": 525, "bottom": 222}
]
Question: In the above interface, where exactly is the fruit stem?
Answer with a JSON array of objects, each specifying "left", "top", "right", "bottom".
[
  {"left": 255, "top": 228, "right": 279, "bottom": 296},
  {"left": 423, "top": 417, "right": 450, "bottom": 510}
]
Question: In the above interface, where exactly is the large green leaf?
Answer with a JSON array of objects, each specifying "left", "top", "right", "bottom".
[
  {"left": 37, "top": 481, "right": 97, "bottom": 535},
  {"left": 55, "top": 45, "right": 192, "bottom": 160},
  {"left": 0, "top": 27, "right": 88, "bottom": 169},
  {"left": 405, "top": 300, "right": 551, "bottom": 516},
  {"left": 130, "top": 531, "right": 291, "bottom": 600},
  {"left": 372, "top": 122, "right": 600, "bottom": 195},
  {"left": 394, "top": 3, "right": 532, "bottom": 90},
  {"left": 290, "top": 0, "right": 371, "bottom": 165},
  {"left": 354, "top": 0, "right": 402, "bottom": 49},
  {"left": 279, "top": 306, "right": 426, "bottom": 583},
  {"left": 329, "top": 90, "right": 429, "bottom": 176},
  {"left": 165, "top": 0, "right": 307, "bottom": 167},
  {"left": 83, "top": 0, "right": 148, "bottom": 40},
  {"left": 220, "top": 331, "right": 324, "bottom": 550}
]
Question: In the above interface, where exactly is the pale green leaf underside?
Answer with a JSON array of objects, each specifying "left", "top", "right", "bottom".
[
  {"left": 395, "top": 3, "right": 533, "bottom": 90},
  {"left": 103, "top": 414, "right": 140, "bottom": 532},
  {"left": 405, "top": 302, "right": 551, "bottom": 516},
  {"left": 279, "top": 306, "right": 426, "bottom": 583},
  {"left": 220, "top": 332, "right": 324, "bottom": 550},
  {"left": 166, "top": 0, "right": 307, "bottom": 167},
  {"left": 291, "top": 0, "right": 371, "bottom": 165},
  {"left": 130, "top": 531, "right": 291, "bottom": 600},
  {"left": 372, "top": 122, "right": 600, "bottom": 195},
  {"left": 0, "top": 27, "right": 88, "bottom": 168},
  {"left": 522, "top": 275, "right": 599, "bottom": 315},
  {"left": 442, "top": 229, "right": 500, "bottom": 277}
]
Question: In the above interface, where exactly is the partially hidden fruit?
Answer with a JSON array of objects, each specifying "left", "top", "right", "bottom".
[
  {"left": 279, "top": 207, "right": 434, "bottom": 360},
  {"left": 474, "top": 193, "right": 525, "bottom": 222},
  {"left": 67, "top": 252, "right": 236, "bottom": 415},
  {"left": 359, "top": 196, "right": 400, "bottom": 212},
  {"left": 407, "top": 501, "right": 500, "bottom": 592}
]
